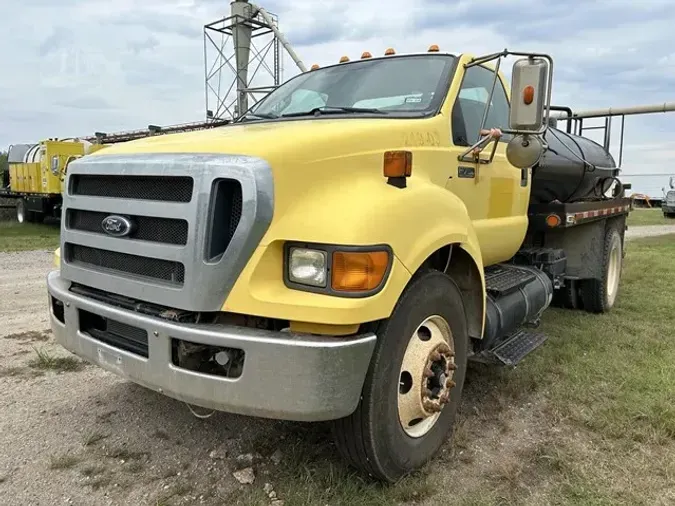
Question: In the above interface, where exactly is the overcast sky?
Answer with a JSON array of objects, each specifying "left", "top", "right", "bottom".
[{"left": 1, "top": 0, "right": 674, "bottom": 191}]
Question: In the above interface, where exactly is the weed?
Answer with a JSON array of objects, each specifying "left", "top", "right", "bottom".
[
  {"left": 28, "top": 347, "right": 84, "bottom": 373},
  {"left": 82, "top": 431, "right": 108, "bottom": 447}
]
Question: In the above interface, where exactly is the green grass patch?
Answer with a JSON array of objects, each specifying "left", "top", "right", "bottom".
[
  {"left": 28, "top": 347, "right": 85, "bottom": 373},
  {"left": 0, "top": 221, "right": 60, "bottom": 252},
  {"left": 626, "top": 208, "right": 673, "bottom": 227}
]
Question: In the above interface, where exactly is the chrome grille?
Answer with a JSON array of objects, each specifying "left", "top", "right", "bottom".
[
  {"left": 71, "top": 174, "right": 194, "bottom": 202},
  {"left": 66, "top": 244, "right": 185, "bottom": 285},
  {"left": 67, "top": 209, "right": 189, "bottom": 245},
  {"left": 60, "top": 153, "right": 274, "bottom": 312}
]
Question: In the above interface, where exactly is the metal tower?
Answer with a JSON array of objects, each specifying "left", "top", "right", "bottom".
[{"left": 203, "top": 0, "right": 306, "bottom": 121}]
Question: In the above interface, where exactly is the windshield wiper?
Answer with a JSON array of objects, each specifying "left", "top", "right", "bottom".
[
  {"left": 238, "top": 112, "right": 279, "bottom": 122},
  {"left": 281, "top": 106, "right": 387, "bottom": 118}
]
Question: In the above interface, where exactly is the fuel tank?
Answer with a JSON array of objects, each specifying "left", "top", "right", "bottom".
[{"left": 530, "top": 127, "right": 619, "bottom": 203}]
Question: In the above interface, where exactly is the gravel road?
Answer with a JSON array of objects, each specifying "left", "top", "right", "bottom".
[
  {"left": 625, "top": 224, "right": 675, "bottom": 239},
  {"left": 0, "top": 251, "right": 295, "bottom": 506},
  {"left": 0, "top": 226, "right": 673, "bottom": 505}
]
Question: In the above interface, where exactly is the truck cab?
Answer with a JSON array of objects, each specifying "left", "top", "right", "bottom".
[{"left": 47, "top": 48, "right": 629, "bottom": 482}]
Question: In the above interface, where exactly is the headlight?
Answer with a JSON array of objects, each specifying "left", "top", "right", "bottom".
[
  {"left": 288, "top": 247, "right": 328, "bottom": 287},
  {"left": 50, "top": 155, "right": 59, "bottom": 176},
  {"left": 284, "top": 242, "right": 392, "bottom": 297}
]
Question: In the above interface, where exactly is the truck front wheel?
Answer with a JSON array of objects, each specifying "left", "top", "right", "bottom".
[
  {"left": 581, "top": 227, "right": 623, "bottom": 313},
  {"left": 331, "top": 270, "right": 468, "bottom": 482}
]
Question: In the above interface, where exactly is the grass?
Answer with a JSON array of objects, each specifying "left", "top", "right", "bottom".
[
  {"left": 28, "top": 347, "right": 85, "bottom": 373},
  {"left": 227, "top": 234, "right": 675, "bottom": 506},
  {"left": 0, "top": 221, "right": 60, "bottom": 252},
  {"left": 627, "top": 207, "right": 673, "bottom": 227}
]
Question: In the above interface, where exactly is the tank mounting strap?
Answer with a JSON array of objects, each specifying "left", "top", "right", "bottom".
[{"left": 484, "top": 265, "right": 536, "bottom": 296}]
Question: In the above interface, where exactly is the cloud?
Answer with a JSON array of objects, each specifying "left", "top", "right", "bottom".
[{"left": 1, "top": 0, "right": 674, "bottom": 195}]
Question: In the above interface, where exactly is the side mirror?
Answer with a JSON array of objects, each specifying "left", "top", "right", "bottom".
[{"left": 509, "top": 57, "right": 550, "bottom": 132}]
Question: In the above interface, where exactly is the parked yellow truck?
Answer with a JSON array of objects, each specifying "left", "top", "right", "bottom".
[
  {"left": 47, "top": 48, "right": 632, "bottom": 481},
  {"left": 1, "top": 139, "right": 107, "bottom": 222}
]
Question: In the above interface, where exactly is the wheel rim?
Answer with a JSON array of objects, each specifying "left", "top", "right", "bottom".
[
  {"left": 606, "top": 238, "right": 622, "bottom": 307},
  {"left": 16, "top": 202, "right": 25, "bottom": 223},
  {"left": 398, "top": 315, "right": 456, "bottom": 438}
]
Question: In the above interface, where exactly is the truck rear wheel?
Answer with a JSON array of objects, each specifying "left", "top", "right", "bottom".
[
  {"left": 16, "top": 199, "right": 28, "bottom": 223},
  {"left": 331, "top": 270, "right": 468, "bottom": 482},
  {"left": 581, "top": 227, "right": 623, "bottom": 313}
]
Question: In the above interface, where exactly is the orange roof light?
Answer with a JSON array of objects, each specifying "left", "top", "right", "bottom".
[
  {"left": 523, "top": 85, "right": 535, "bottom": 105},
  {"left": 383, "top": 150, "right": 412, "bottom": 178},
  {"left": 310, "top": 63, "right": 320, "bottom": 70},
  {"left": 361, "top": 51, "right": 372, "bottom": 59},
  {"left": 339, "top": 55, "right": 350, "bottom": 63},
  {"left": 331, "top": 250, "right": 389, "bottom": 292},
  {"left": 384, "top": 47, "right": 396, "bottom": 55},
  {"left": 428, "top": 44, "right": 440, "bottom": 52}
]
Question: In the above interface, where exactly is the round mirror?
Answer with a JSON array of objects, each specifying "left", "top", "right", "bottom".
[{"left": 506, "top": 134, "right": 544, "bottom": 169}]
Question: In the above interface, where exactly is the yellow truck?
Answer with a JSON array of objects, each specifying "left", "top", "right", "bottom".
[
  {"left": 47, "top": 48, "right": 632, "bottom": 481},
  {"left": 1, "top": 139, "right": 106, "bottom": 222}
]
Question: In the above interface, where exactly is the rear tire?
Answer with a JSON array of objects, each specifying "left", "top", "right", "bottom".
[
  {"left": 331, "top": 270, "right": 469, "bottom": 482},
  {"left": 16, "top": 199, "right": 27, "bottom": 223},
  {"left": 581, "top": 227, "right": 623, "bottom": 313}
]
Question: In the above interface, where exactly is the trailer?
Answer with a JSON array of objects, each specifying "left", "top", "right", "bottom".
[{"left": 0, "top": 120, "right": 230, "bottom": 222}]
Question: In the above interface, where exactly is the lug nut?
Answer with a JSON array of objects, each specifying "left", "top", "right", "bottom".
[
  {"left": 430, "top": 351, "right": 441, "bottom": 361},
  {"left": 446, "top": 379, "right": 456, "bottom": 388},
  {"left": 447, "top": 362, "right": 457, "bottom": 371},
  {"left": 423, "top": 368, "right": 434, "bottom": 378}
]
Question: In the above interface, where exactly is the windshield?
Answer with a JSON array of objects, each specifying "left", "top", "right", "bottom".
[{"left": 247, "top": 54, "right": 457, "bottom": 120}]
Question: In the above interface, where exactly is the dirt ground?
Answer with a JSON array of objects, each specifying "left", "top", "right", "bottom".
[{"left": 0, "top": 227, "right": 673, "bottom": 506}]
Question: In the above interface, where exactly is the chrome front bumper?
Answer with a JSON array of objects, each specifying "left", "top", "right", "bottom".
[{"left": 47, "top": 271, "right": 377, "bottom": 422}]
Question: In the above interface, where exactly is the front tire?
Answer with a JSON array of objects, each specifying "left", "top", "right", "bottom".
[{"left": 331, "top": 270, "right": 469, "bottom": 482}]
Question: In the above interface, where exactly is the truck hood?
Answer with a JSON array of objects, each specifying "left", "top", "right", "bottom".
[{"left": 91, "top": 117, "right": 441, "bottom": 166}]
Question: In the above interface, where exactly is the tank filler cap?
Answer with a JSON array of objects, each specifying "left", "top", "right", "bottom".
[{"left": 506, "top": 134, "right": 544, "bottom": 169}]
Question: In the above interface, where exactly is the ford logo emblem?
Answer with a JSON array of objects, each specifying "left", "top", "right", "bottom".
[{"left": 101, "top": 215, "right": 134, "bottom": 237}]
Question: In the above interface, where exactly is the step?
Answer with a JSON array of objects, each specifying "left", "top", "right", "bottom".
[
  {"left": 489, "top": 329, "right": 548, "bottom": 366},
  {"left": 484, "top": 265, "right": 536, "bottom": 296}
]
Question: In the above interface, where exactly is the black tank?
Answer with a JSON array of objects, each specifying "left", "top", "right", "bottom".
[{"left": 530, "top": 127, "right": 619, "bottom": 204}]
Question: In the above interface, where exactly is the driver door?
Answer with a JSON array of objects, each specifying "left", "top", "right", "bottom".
[{"left": 446, "top": 63, "right": 530, "bottom": 265}]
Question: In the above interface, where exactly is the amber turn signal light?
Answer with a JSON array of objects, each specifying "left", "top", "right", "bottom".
[
  {"left": 428, "top": 44, "right": 440, "bottom": 52},
  {"left": 383, "top": 151, "right": 412, "bottom": 178},
  {"left": 523, "top": 85, "right": 535, "bottom": 105},
  {"left": 310, "top": 63, "right": 320, "bottom": 70},
  {"left": 384, "top": 48, "right": 396, "bottom": 55},
  {"left": 546, "top": 214, "right": 561, "bottom": 227},
  {"left": 331, "top": 251, "right": 389, "bottom": 292},
  {"left": 339, "top": 55, "right": 350, "bottom": 63},
  {"left": 361, "top": 51, "right": 372, "bottom": 59}
]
